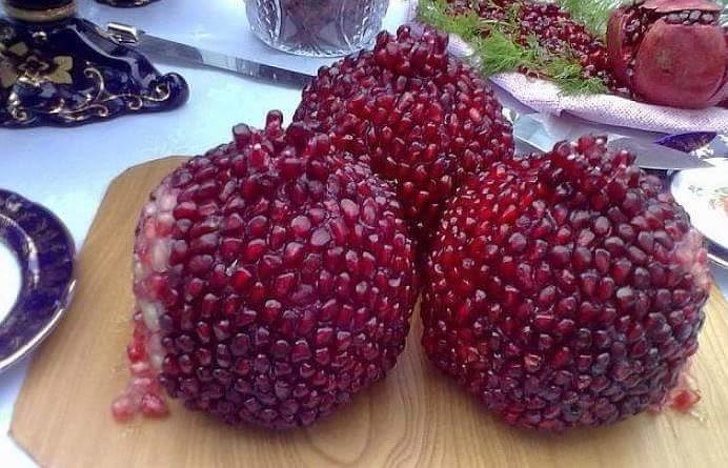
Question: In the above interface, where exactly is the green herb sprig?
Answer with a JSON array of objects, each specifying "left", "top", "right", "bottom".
[{"left": 558, "top": 0, "right": 622, "bottom": 37}]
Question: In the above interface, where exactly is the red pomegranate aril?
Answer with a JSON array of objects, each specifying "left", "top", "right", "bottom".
[
  {"left": 669, "top": 388, "right": 701, "bottom": 412},
  {"left": 127, "top": 340, "right": 146, "bottom": 363},
  {"left": 111, "top": 396, "right": 135, "bottom": 422},
  {"left": 141, "top": 394, "right": 170, "bottom": 417}
]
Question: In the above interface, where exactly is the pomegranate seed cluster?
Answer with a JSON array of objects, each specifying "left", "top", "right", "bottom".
[
  {"left": 421, "top": 136, "right": 711, "bottom": 431},
  {"left": 117, "top": 112, "right": 418, "bottom": 429},
  {"left": 294, "top": 26, "right": 514, "bottom": 248}
]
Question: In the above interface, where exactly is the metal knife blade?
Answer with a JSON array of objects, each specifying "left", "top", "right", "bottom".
[
  {"left": 104, "top": 22, "right": 314, "bottom": 88},
  {"left": 606, "top": 137, "right": 713, "bottom": 170},
  {"left": 511, "top": 111, "right": 712, "bottom": 170}
]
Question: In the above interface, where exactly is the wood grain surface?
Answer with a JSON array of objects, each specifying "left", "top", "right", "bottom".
[{"left": 10, "top": 157, "right": 728, "bottom": 468}]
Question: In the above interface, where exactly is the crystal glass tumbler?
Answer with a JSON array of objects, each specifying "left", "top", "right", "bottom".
[{"left": 245, "top": 0, "right": 389, "bottom": 57}]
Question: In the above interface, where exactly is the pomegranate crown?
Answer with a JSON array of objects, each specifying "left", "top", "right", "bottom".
[
  {"left": 638, "top": 0, "right": 722, "bottom": 14},
  {"left": 372, "top": 25, "right": 450, "bottom": 78},
  {"left": 541, "top": 135, "right": 641, "bottom": 208},
  {"left": 230, "top": 110, "right": 346, "bottom": 185}
]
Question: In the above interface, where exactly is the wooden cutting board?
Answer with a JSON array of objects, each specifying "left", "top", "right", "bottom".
[{"left": 11, "top": 157, "right": 728, "bottom": 468}]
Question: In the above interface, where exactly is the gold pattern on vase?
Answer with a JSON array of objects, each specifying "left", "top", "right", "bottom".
[
  {"left": 60, "top": 67, "right": 172, "bottom": 122},
  {"left": 0, "top": 16, "right": 188, "bottom": 127},
  {"left": 5, "top": 64, "right": 173, "bottom": 124},
  {"left": 0, "top": 42, "right": 73, "bottom": 88}
]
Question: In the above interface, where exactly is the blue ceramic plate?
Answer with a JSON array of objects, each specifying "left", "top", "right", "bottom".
[
  {"left": 671, "top": 160, "right": 728, "bottom": 269},
  {"left": 0, "top": 189, "right": 75, "bottom": 374}
]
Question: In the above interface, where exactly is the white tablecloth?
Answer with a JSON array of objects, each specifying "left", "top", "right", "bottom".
[{"left": 1, "top": 1, "right": 726, "bottom": 466}]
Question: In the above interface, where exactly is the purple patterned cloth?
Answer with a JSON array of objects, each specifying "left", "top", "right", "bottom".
[{"left": 490, "top": 73, "right": 728, "bottom": 134}]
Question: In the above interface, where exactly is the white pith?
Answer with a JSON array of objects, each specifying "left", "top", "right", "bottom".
[{"left": 133, "top": 182, "right": 179, "bottom": 372}]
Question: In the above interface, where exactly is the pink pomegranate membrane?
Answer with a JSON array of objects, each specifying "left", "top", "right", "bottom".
[{"left": 112, "top": 183, "right": 178, "bottom": 422}]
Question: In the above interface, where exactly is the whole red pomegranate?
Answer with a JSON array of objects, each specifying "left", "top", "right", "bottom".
[
  {"left": 607, "top": 0, "right": 728, "bottom": 108},
  {"left": 422, "top": 136, "right": 712, "bottom": 431},
  {"left": 113, "top": 112, "right": 418, "bottom": 429}
]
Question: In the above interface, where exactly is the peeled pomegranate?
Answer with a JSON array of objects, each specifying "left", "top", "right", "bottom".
[
  {"left": 294, "top": 26, "right": 514, "bottom": 250},
  {"left": 607, "top": 0, "right": 728, "bottom": 109},
  {"left": 113, "top": 113, "right": 418, "bottom": 429},
  {"left": 421, "top": 136, "right": 712, "bottom": 431}
]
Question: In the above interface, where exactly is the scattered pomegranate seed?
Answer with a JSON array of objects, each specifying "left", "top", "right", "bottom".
[
  {"left": 140, "top": 394, "right": 170, "bottom": 418},
  {"left": 111, "top": 396, "right": 135, "bottom": 423}
]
